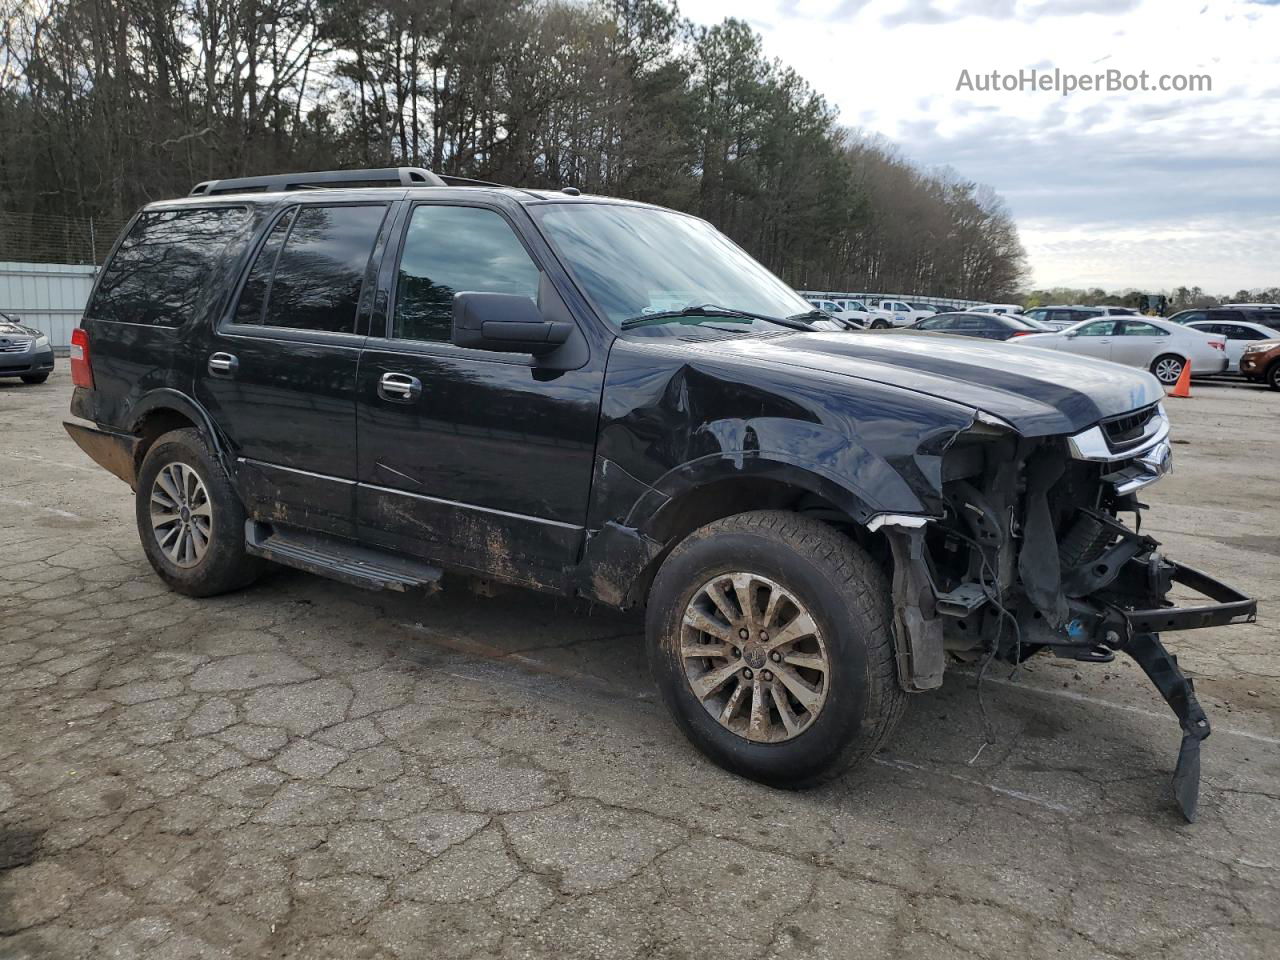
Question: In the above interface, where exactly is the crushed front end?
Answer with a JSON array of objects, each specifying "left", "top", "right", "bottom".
[{"left": 876, "top": 402, "right": 1256, "bottom": 821}]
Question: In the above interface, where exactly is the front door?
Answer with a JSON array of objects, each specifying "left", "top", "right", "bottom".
[
  {"left": 355, "top": 201, "right": 603, "bottom": 588},
  {"left": 196, "top": 200, "right": 393, "bottom": 536},
  {"left": 1066, "top": 318, "right": 1117, "bottom": 361}
]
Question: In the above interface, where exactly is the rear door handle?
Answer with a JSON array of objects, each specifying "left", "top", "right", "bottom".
[
  {"left": 378, "top": 372, "right": 422, "bottom": 403},
  {"left": 208, "top": 352, "right": 239, "bottom": 377}
]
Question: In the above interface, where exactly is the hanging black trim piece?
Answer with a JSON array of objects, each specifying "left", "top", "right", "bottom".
[{"left": 1121, "top": 632, "right": 1211, "bottom": 823}]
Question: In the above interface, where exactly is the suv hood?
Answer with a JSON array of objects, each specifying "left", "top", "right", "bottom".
[{"left": 690, "top": 331, "right": 1162, "bottom": 436}]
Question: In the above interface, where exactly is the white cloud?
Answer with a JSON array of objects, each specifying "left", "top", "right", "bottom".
[{"left": 679, "top": 0, "right": 1280, "bottom": 291}]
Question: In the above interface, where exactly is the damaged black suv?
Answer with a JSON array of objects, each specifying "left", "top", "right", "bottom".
[{"left": 66, "top": 167, "right": 1254, "bottom": 821}]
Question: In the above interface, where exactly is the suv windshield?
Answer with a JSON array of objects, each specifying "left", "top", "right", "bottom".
[{"left": 531, "top": 202, "right": 813, "bottom": 336}]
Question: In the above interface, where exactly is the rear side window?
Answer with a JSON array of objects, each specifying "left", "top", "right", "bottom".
[
  {"left": 90, "top": 207, "right": 247, "bottom": 326},
  {"left": 234, "top": 204, "right": 387, "bottom": 334}
]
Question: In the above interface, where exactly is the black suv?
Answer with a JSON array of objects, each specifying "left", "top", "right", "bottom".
[{"left": 65, "top": 168, "right": 1253, "bottom": 820}]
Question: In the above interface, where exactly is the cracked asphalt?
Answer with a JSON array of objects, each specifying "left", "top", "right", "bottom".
[{"left": 1, "top": 372, "right": 1277, "bottom": 960}]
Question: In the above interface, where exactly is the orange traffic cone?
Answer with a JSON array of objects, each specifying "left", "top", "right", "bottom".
[{"left": 1168, "top": 359, "right": 1192, "bottom": 398}]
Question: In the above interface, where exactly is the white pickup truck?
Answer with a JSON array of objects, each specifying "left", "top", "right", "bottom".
[{"left": 864, "top": 299, "right": 935, "bottom": 328}]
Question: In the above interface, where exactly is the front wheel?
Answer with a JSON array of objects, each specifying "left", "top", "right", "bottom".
[
  {"left": 870, "top": 319, "right": 889, "bottom": 330},
  {"left": 646, "top": 511, "right": 905, "bottom": 788},
  {"left": 1267, "top": 361, "right": 1280, "bottom": 392},
  {"left": 135, "top": 428, "right": 265, "bottom": 597},
  {"left": 20, "top": 373, "right": 49, "bottom": 384},
  {"left": 1151, "top": 354, "right": 1185, "bottom": 386}
]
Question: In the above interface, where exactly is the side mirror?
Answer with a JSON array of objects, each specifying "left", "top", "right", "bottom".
[
  {"left": 452, "top": 292, "right": 574, "bottom": 356},
  {"left": 1064, "top": 331, "right": 1078, "bottom": 339}
]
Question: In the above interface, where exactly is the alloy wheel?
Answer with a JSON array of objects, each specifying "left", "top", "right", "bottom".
[
  {"left": 150, "top": 462, "right": 213, "bottom": 568},
  {"left": 680, "top": 572, "right": 830, "bottom": 743},
  {"left": 1153, "top": 357, "right": 1184, "bottom": 384}
]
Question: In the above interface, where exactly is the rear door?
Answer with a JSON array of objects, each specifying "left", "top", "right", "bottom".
[
  {"left": 354, "top": 200, "right": 603, "bottom": 587},
  {"left": 196, "top": 200, "right": 394, "bottom": 537},
  {"left": 1109, "top": 319, "right": 1171, "bottom": 367}
]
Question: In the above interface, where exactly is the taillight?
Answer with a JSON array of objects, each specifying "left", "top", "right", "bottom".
[
  {"left": 1210, "top": 339, "right": 1226, "bottom": 351},
  {"left": 1009, "top": 331, "right": 1033, "bottom": 338},
  {"left": 70, "top": 327, "right": 94, "bottom": 388}
]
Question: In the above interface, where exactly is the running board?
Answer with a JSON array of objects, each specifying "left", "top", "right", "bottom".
[{"left": 244, "top": 521, "right": 443, "bottom": 593}]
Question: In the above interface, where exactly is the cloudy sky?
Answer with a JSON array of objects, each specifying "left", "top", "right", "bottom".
[{"left": 680, "top": 0, "right": 1280, "bottom": 292}]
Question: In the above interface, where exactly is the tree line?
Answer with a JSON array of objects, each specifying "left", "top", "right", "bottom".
[{"left": 0, "top": 0, "right": 1028, "bottom": 300}]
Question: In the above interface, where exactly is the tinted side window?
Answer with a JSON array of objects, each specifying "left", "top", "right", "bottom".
[
  {"left": 255, "top": 204, "right": 386, "bottom": 334},
  {"left": 1121, "top": 321, "right": 1163, "bottom": 336},
  {"left": 234, "top": 209, "right": 296, "bottom": 325},
  {"left": 394, "top": 205, "right": 541, "bottom": 343},
  {"left": 90, "top": 207, "right": 247, "bottom": 326},
  {"left": 1076, "top": 320, "right": 1117, "bottom": 337}
]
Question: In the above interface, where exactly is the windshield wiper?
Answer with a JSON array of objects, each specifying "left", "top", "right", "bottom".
[
  {"left": 786, "top": 309, "right": 862, "bottom": 330},
  {"left": 621, "top": 304, "right": 814, "bottom": 332}
]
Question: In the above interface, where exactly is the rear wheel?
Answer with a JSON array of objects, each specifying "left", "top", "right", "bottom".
[
  {"left": 646, "top": 511, "right": 904, "bottom": 788},
  {"left": 135, "top": 428, "right": 264, "bottom": 597},
  {"left": 1151, "top": 354, "right": 1185, "bottom": 386},
  {"left": 20, "top": 373, "right": 49, "bottom": 384}
]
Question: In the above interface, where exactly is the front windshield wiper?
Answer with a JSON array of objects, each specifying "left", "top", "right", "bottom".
[{"left": 620, "top": 304, "right": 815, "bottom": 332}]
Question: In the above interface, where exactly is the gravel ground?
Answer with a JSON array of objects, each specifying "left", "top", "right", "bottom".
[{"left": 1, "top": 371, "right": 1277, "bottom": 960}]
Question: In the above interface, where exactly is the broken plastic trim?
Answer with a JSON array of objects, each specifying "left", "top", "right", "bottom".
[{"left": 865, "top": 513, "right": 930, "bottom": 533}]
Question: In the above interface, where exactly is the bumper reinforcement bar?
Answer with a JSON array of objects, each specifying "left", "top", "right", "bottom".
[{"left": 1123, "top": 560, "right": 1256, "bottom": 633}]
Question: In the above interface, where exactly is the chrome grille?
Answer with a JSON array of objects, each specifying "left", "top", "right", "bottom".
[
  {"left": 1102, "top": 404, "right": 1158, "bottom": 451},
  {"left": 0, "top": 337, "right": 33, "bottom": 353}
]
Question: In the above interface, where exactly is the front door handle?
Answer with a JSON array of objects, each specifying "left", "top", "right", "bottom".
[
  {"left": 208, "top": 352, "right": 239, "bottom": 377},
  {"left": 378, "top": 372, "right": 422, "bottom": 403}
]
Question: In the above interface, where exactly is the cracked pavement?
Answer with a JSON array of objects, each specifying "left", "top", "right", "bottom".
[{"left": 1, "top": 372, "right": 1277, "bottom": 959}]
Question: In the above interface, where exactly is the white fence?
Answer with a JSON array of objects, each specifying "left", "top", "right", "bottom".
[{"left": 0, "top": 261, "right": 96, "bottom": 349}]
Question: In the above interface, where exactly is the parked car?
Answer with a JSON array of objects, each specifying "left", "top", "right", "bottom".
[
  {"left": 1022, "top": 306, "right": 1104, "bottom": 330},
  {"left": 0, "top": 311, "right": 55, "bottom": 384},
  {"left": 1186, "top": 319, "right": 1280, "bottom": 373},
  {"left": 864, "top": 299, "right": 931, "bottom": 328},
  {"left": 1015, "top": 317, "right": 1227, "bottom": 385},
  {"left": 971, "top": 303, "right": 1024, "bottom": 315},
  {"left": 908, "top": 311, "right": 1052, "bottom": 341},
  {"left": 63, "top": 166, "right": 1252, "bottom": 819},
  {"left": 1239, "top": 338, "right": 1280, "bottom": 389},
  {"left": 805, "top": 298, "right": 867, "bottom": 327},
  {"left": 1168, "top": 307, "right": 1280, "bottom": 327},
  {"left": 905, "top": 302, "right": 941, "bottom": 314},
  {"left": 1089, "top": 306, "right": 1139, "bottom": 316}
]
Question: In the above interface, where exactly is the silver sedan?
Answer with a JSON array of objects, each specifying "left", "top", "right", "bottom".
[{"left": 1013, "top": 317, "right": 1228, "bottom": 385}]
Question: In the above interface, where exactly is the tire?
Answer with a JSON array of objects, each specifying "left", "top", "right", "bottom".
[
  {"left": 20, "top": 373, "right": 49, "bottom": 384},
  {"left": 135, "top": 428, "right": 264, "bottom": 597},
  {"left": 1151, "top": 354, "right": 1185, "bottom": 386},
  {"left": 646, "top": 510, "right": 905, "bottom": 788},
  {"left": 1267, "top": 362, "right": 1280, "bottom": 392},
  {"left": 870, "top": 319, "right": 889, "bottom": 330}
]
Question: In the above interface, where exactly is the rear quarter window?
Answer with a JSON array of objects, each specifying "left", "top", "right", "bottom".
[{"left": 89, "top": 206, "right": 249, "bottom": 326}]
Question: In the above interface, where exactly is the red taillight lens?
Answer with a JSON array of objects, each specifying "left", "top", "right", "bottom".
[
  {"left": 1009, "top": 331, "right": 1032, "bottom": 337},
  {"left": 1210, "top": 340, "right": 1226, "bottom": 351},
  {"left": 70, "top": 327, "right": 94, "bottom": 388}
]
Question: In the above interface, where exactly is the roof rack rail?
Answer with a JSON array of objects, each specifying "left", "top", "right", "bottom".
[
  {"left": 436, "top": 174, "right": 510, "bottom": 189},
  {"left": 190, "top": 167, "right": 447, "bottom": 196}
]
